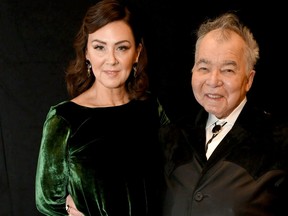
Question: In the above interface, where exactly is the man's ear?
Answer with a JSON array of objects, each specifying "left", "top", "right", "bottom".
[{"left": 246, "top": 70, "right": 256, "bottom": 91}]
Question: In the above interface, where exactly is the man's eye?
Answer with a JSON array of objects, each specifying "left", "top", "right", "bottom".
[
  {"left": 199, "top": 67, "right": 208, "bottom": 72},
  {"left": 222, "top": 69, "right": 234, "bottom": 73}
]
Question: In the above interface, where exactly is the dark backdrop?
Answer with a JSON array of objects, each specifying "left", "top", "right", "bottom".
[{"left": 0, "top": 0, "right": 286, "bottom": 215}]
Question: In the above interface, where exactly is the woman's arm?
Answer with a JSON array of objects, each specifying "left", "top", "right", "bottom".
[
  {"left": 35, "top": 109, "right": 71, "bottom": 216},
  {"left": 156, "top": 98, "right": 170, "bottom": 126}
]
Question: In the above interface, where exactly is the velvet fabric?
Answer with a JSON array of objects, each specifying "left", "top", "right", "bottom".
[
  {"left": 160, "top": 101, "right": 288, "bottom": 216},
  {"left": 35, "top": 96, "right": 170, "bottom": 216}
]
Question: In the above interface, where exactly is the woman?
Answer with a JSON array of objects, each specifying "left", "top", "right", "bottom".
[{"left": 35, "top": 0, "right": 169, "bottom": 215}]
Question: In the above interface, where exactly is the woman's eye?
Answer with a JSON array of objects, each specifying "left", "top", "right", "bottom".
[
  {"left": 117, "top": 46, "right": 129, "bottom": 51},
  {"left": 94, "top": 45, "right": 104, "bottom": 50}
]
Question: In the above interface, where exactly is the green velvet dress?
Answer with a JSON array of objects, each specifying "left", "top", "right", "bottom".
[{"left": 35, "top": 97, "right": 170, "bottom": 216}]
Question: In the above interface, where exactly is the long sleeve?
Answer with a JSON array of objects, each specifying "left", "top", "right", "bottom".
[{"left": 35, "top": 108, "right": 71, "bottom": 216}]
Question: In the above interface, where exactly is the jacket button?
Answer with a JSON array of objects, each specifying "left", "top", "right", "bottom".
[{"left": 194, "top": 192, "right": 204, "bottom": 201}]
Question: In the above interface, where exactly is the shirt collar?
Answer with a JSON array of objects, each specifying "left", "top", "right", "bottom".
[{"left": 206, "top": 97, "right": 247, "bottom": 129}]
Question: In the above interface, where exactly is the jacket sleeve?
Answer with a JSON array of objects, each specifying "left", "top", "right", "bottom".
[{"left": 35, "top": 107, "right": 71, "bottom": 216}]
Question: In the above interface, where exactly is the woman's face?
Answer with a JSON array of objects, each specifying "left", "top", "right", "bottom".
[{"left": 86, "top": 20, "right": 141, "bottom": 90}]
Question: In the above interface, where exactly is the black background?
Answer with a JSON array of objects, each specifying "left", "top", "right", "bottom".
[{"left": 0, "top": 0, "right": 286, "bottom": 215}]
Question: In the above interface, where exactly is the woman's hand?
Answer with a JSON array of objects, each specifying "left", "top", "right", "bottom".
[{"left": 66, "top": 194, "right": 84, "bottom": 216}]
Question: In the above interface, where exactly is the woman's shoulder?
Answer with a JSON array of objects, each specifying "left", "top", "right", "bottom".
[
  {"left": 46, "top": 100, "right": 90, "bottom": 124},
  {"left": 49, "top": 100, "right": 77, "bottom": 115}
]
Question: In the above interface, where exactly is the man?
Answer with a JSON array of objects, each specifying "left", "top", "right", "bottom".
[{"left": 160, "top": 12, "right": 288, "bottom": 216}]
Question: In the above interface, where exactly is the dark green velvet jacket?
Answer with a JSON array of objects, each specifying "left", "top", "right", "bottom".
[{"left": 35, "top": 97, "right": 170, "bottom": 216}]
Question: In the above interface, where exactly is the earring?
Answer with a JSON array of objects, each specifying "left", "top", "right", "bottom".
[
  {"left": 133, "top": 63, "right": 138, "bottom": 78},
  {"left": 86, "top": 60, "right": 92, "bottom": 78}
]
